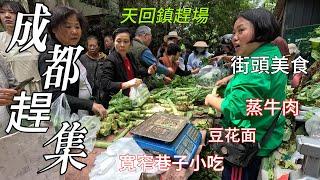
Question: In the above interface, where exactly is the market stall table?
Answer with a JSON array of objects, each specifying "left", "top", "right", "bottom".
[{"left": 66, "top": 130, "right": 206, "bottom": 180}]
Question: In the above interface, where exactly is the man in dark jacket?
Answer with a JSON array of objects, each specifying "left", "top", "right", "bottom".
[
  {"left": 130, "top": 26, "right": 172, "bottom": 76},
  {"left": 100, "top": 27, "right": 156, "bottom": 107},
  {"left": 79, "top": 36, "right": 109, "bottom": 108},
  {"left": 104, "top": 35, "right": 114, "bottom": 55},
  {"left": 129, "top": 26, "right": 174, "bottom": 89}
]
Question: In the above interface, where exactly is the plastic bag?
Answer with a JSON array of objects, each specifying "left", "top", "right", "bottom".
[
  {"left": 196, "top": 65, "right": 225, "bottom": 87},
  {"left": 50, "top": 93, "right": 72, "bottom": 131},
  {"left": 300, "top": 106, "right": 320, "bottom": 137},
  {"left": 295, "top": 106, "right": 320, "bottom": 122},
  {"left": 305, "top": 115, "right": 320, "bottom": 137},
  {"left": 89, "top": 138, "right": 161, "bottom": 180},
  {"left": 51, "top": 94, "right": 100, "bottom": 152},
  {"left": 143, "top": 74, "right": 165, "bottom": 90},
  {"left": 79, "top": 116, "right": 101, "bottom": 152},
  {"left": 129, "top": 83, "right": 150, "bottom": 107}
]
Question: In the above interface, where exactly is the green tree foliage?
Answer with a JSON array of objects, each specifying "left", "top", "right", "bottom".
[
  {"left": 263, "top": 0, "right": 277, "bottom": 12},
  {"left": 80, "top": 0, "right": 254, "bottom": 52},
  {"left": 176, "top": 0, "right": 253, "bottom": 49}
]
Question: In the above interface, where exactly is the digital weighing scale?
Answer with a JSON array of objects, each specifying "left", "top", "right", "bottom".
[{"left": 131, "top": 113, "right": 202, "bottom": 165}]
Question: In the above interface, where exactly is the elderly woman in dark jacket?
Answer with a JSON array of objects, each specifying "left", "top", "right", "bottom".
[
  {"left": 38, "top": 6, "right": 106, "bottom": 118},
  {"left": 100, "top": 27, "right": 156, "bottom": 107}
]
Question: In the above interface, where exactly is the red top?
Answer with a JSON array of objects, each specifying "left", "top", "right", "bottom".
[
  {"left": 160, "top": 55, "right": 177, "bottom": 78},
  {"left": 123, "top": 56, "right": 135, "bottom": 80}
]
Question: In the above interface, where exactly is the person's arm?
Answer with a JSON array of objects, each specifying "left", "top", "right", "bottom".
[
  {"left": 100, "top": 59, "right": 123, "bottom": 92},
  {"left": 141, "top": 49, "right": 170, "bottom": 76},
  {"left": 215, "top": 74, "right": 234, "bottom": 86},
  {"left": 0, "top": 88, "right": 17, "bottom": 106},
  {"left": 100, "top": 59, "right": 142, "bottom": 91},
  {"left": 187, "top": 53, "right": 194, "bottom": 70},
  {"left": 205, "top": 95, "right": 223, "bottom": 112},
  {"left": 38, "top": 51, "right": 94, "bottom": 112},
  {"left": 66, "top": 95, "right": 94, "bottom": 112},
  {"left": 156, "top": 47, "right": 161, "bottom": 58},
  {"left": 157, "top": 46, "right": 165, "bottom": 58},
  {"left": 1, "top": 56, "right": 18, "bottom": 88},
  {"left": 206, "top": 71, "right": 271, "bottom": 128},
  {"left": 209, "top": 54, "right": 234, "bottom": 64},
  {"left": 0, "top": 56, "right": 20, "bottom": 106}
]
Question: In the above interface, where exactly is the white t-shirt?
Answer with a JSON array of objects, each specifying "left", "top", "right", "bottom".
[
  {"left": 0, "top": 31, "right": 41, "bottom": 94},
  {"left": 76, "top": 60, "right": 92, "bottom": 117}
]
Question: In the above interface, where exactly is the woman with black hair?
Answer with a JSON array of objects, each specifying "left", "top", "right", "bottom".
[
  {"left": 100, "top": 27, "right": 156, "bottom": 107},
  {"left": 0, "top": 1, "right": 27, "bottom": 33},
  {"left": 0, "top": 1, "right": 41, "bottom": 94},
  {"left": 160, "top": 43, "right": 199, "bottom": 83},
  {"left": 205, "top": 8, "right": 287, "bottom": 180},
  {"left": 38, "top": 6, "right": 106, "bottom": 118}
]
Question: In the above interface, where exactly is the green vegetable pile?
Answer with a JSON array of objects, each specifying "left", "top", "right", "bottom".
[
  {"left": 296, "top": 83, "right": 320, "bottom": 107},
  {"left": 97, "top": 76, "right": 221, "bottom": 144},
  {"left": 189, "top": 144, "right": 221, "bottom": 180},
  {"left": 266, "top": 74, "right": 320, "bottom": 177},
  {"left": 260, "top": 118, "right": 303, "bottom": 179},
  {"left": 309, "top": 26, "right": 320, "bottom": 60}
]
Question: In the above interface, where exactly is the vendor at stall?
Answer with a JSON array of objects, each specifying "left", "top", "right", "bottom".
[
  {"left": 100, "top": 27, "right": 156, "bottom": 107},
  {"left": 205, "top": 8, "right": 287, "bottom": 180},
  {"left": 38, "top": 6, "right": 106, "bottom": 118}
]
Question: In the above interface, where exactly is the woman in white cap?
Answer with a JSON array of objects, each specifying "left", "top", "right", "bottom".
[{"left": 187, "top": 41, "right": 211, "bottom": 70}]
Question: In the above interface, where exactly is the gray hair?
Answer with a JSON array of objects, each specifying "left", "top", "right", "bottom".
[{"left": 135, "top": 26, "right": 151, "bottom": 36}]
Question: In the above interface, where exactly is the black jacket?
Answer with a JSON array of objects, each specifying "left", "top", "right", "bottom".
[
  {"left": 80, "top": 54, "right": 109, "bottom": 109},
  {"left": 38, "top": 37, "right": 93, "bottom": 113},
  {"left": 100, "top": 50, "right": 149, "bottom": 106}
]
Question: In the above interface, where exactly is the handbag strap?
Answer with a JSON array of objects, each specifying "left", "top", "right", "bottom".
[{"left": 259, "top": 109, "right": 282, "bottom": 146}]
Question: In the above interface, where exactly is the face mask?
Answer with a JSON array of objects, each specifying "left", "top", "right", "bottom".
[{"left": 196, "top": 48, "right": 205, "bottom": 53}]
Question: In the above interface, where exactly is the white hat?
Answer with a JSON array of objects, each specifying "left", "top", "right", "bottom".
[
  {"left": 193, "top": 41, "right": 209, "bottom": 48},
  {"left": 164, "top": 31, "right": 182, "bottom": 42}
]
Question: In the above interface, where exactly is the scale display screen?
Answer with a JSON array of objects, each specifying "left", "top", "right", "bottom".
[{"left": 133, "top": 123, "right": 201, "bottom": 165}]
